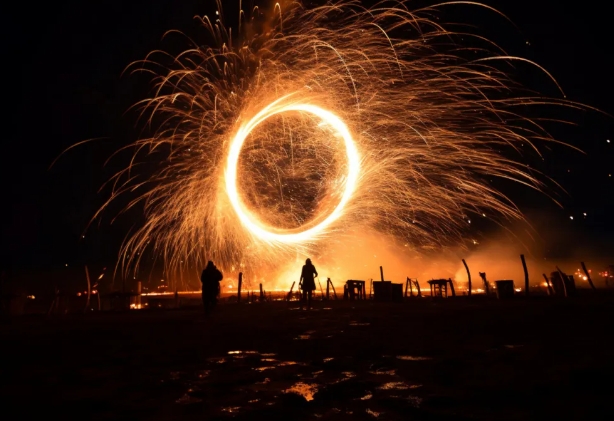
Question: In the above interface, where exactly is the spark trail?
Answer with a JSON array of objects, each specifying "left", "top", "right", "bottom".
[{"left": 98, "top": 0, "right": 578, "bottom": 288}]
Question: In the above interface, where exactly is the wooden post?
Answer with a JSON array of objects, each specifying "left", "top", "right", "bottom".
[
  {"left": 520, "top": 254, "right": 529, "bottom": 297},
  {"left": 380, "top": 266, "right": 384, "bottom": 282},
  {"left": 237, "top": 272, "right": 243, "bottom": 302},
  {"left": 84, "top": 266, "right": 91, "bottom": 313},
  {"left": 317, "top": 277, "right": 324, "bottom": 300},
  {"left": 136, "top": 281, "right": 142, "bottom": 309},
  {"left": 287, "top": 281, "right": 295, "bottom": 301},
  {"left": 259, "top": 283, "right": 264, "bottom": 302},
  {"left": 327, "top": 278, "right": 338, "bottom": 300},
  {"left": 326, "top": 279, "right": 330, "bottom": 300},
  {"left": 448, "top": 278, "right": 456, "bottom": 297},
  {"left": 462, "top": 259, "right": 471, "bottom": 296},
  {"left": 414, "top": 279, "right": 422, "bottom": 297},
  {"left": 542, "top": 273, "right": 554, "bottom": 295},
  {"left": 47, "top": 285, "right": 59, "bottom": 316},
  {"left": 478, "top": 272, "right": 490, "bottom": 295},
  {"left": 580, "top": 262, "right": 597, "bottom": 291}
]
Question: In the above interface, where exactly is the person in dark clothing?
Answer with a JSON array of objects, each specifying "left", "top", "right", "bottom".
[
  {"left": 200, "top": 261, "right": 223, "bottom": 315},
  {"left": 299, "top": 258, "right": 318, "bottom": 310}
]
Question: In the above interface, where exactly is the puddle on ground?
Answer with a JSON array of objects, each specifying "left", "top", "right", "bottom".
[
  {"left": 369, "top": 369, "right": 396, "bottom": 376},
  {"left": 170, "top": 349, "right": 427, "bottom": 415},
  {"left": 283, "top": 382, "right": 318, "bottom": 401},
  {"left": 294, "top": 335, "right": 311, "bottom": 340},
  {"left": 406, "top": 395, "right": 423, "bottom": 408},
  {"left": 378, "top": 382, "right": 413, "bottom": 390},
  {"left": 254, "top": 366, "right": 276, "bottom": 372},
  {"left": 277, "top": 361, "right": 300, "bottom": 367},
  {"left": 396, "top": 355, "right": 432, "bottom": 361},
  {"left": 176, "top": 394, "right": 202, "bottom": 405},
  {"left": 207, "top": 357, "right": 227, "bottom": 364},
  {"left": 366, "top": 408, "right": 381, "bottom": 418},
  {"left": 349, "top": 322, "right": 371, "bottom": 326}
]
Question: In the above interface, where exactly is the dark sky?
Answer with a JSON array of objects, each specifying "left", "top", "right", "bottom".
[{"left": 2, "top": 0, "right": 613, "bottom": 276}]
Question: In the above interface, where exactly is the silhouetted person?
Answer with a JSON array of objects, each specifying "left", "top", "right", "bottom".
[
  {"left": 200, "top": 261, "right": 223, "bottom": 315},
  {"left": 299, "top": 258, "right": 318, "bottom": 310}
]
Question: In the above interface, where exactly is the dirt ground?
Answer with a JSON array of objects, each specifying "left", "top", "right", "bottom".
[{"left": 1, "top": 295, "right": 613, "bottom": 420}]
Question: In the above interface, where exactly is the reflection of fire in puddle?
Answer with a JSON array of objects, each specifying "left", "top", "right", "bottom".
[
  {"left": 176, "top": 394, "right": 202, "bottom": 405},
  {"left": 504, "top": 344, "right": 523, "bottom": 349},
  {"left": 294, "top": 335, "right": 311, "bottom": 340},
  {"left": 222, "top": 406, "right": 241, "bottom": 413},
  {"left": 369, "top": 369, "right": 396, "bottom": 375},
  {"left": 277, "top": 361, "right": 300, "bottom": 367},
  {"left": 396, "top": 355, "right": 432, "bottom": 361},
  {"left": 262, "top": 358, "right": 277, "bottom": 362},
  {"left": 406, "top": 395, "right": 423, "bottom": 408},
  {"left": 360, "top": 393, "right": 373, "bottom": 400},
  {"left": 323, "top": 357, "right": 334, "bottom": 362},
  {"left": 366, "top": 408, "right": 381, "bottom": 418},
  {"left": 332, "top": 371, "right": 357, "bottom": 384},
  {"left": 349, "top": 322, "right": 371, "bottom": 326},
  {"left": 257, "top": 378, "right": 271, "bottom": 384},
  {"left": 197, "top": 370, "right": 211, "bottom": 379},
  {"left": 254, "top": 366, "right": 276, "bottom": 372},
  {"left": 378, "top": 382, "right": 422, "bottom": 390},
  {"left": 228, "top": 350, "right": 259, "bottom": 355},
  {"left": 283, "top": 382, "right": 318, "bottom": 401}
]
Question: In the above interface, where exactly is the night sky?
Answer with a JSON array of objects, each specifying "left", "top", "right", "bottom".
[{"left": 2, "top": 0, "right": 612, "bottom": 281}]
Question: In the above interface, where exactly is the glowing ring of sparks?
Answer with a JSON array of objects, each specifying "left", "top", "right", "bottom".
[{"left": 225, "top": 97, "right": 360, "bottom": 244}]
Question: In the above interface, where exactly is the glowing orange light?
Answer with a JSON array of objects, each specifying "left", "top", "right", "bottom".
[{"left": 226, "top": 97, "right": 360, "bottom": 244}]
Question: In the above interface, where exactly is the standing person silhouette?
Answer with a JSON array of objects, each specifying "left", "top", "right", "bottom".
[
  {"left": 299, "top": 258, "right": 318, "bottom": 310},
  {"left": 200, "top": 261, "right": 223, "bottom": 315}
]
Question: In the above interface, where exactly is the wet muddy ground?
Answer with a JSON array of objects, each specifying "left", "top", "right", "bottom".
[{"left": 2, "top": 297, "right": 613, "bottom": 420}]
